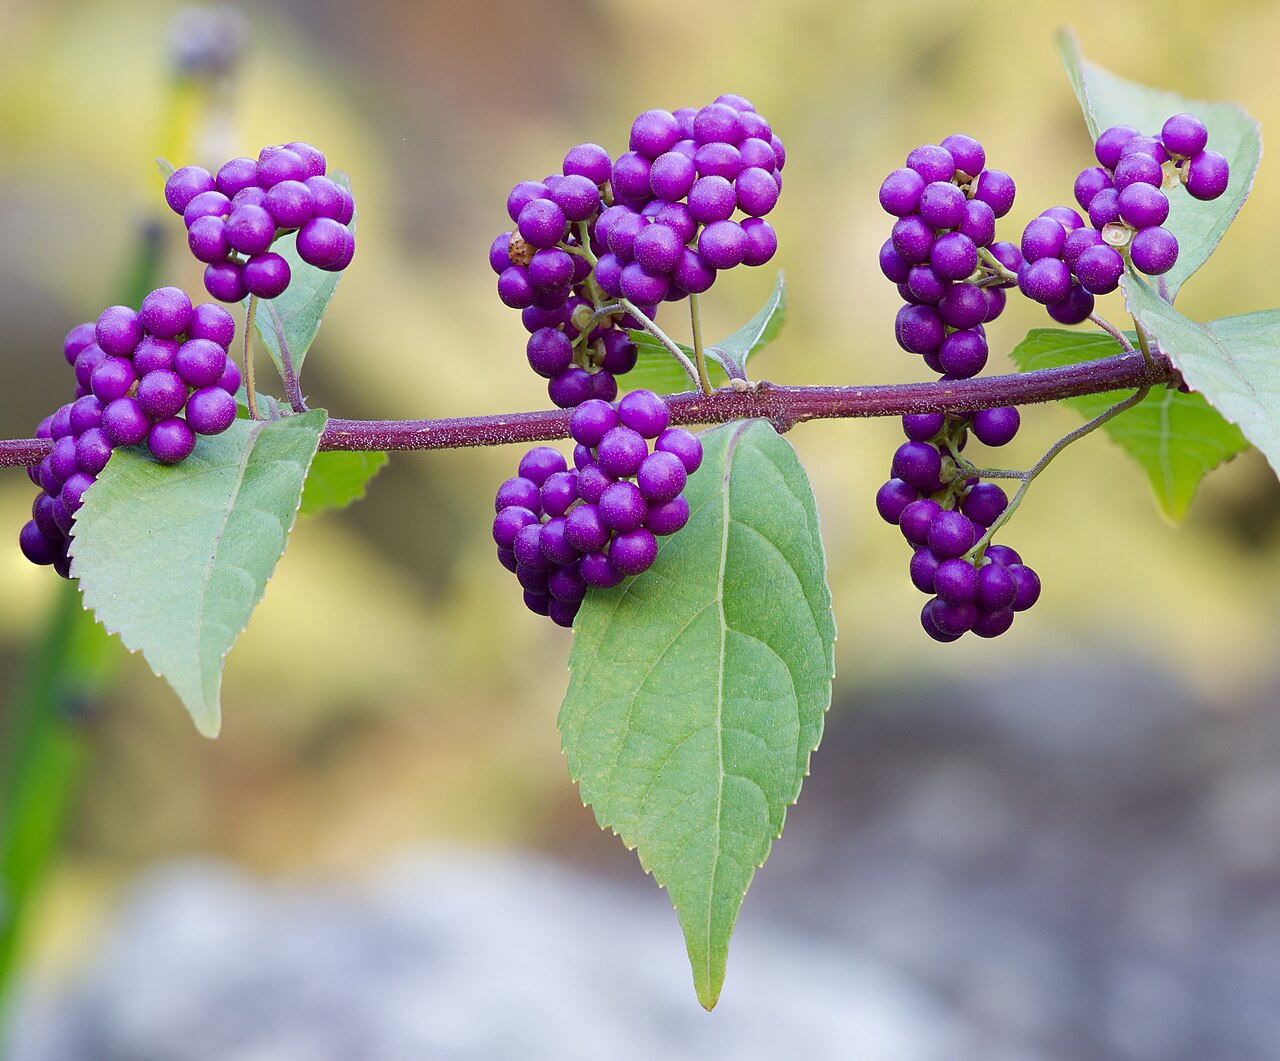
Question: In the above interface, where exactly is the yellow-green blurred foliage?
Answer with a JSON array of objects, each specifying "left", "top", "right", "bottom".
[{"left": 2, "top": 0, "right": 1280, "bottom": 970}]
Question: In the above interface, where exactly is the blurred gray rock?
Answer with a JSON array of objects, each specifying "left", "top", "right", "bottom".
[{"left": 7, "top": 651, "right": 1280, "bottom": 1060}]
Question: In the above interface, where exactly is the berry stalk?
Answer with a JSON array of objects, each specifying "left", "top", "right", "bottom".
[{"left": 0, "top": 349, "right": 1176, "bottom": 468}]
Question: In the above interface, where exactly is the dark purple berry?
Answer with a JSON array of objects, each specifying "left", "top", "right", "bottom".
[
  {"left": 899, "top": 498, "right": 941, "bottom": 547},
  {"left": 147, "top": 418, "right": 196, "bottom": 464},
  {"left": 188, "top": 303, "right": 236, "bottom": 347},
  {"left": 1130, "top": 226, "right": 1179, "bottom": 275},
  {"left": 1018, "top": 258, "right": 1072, "bottom": 305},
  {"left": 204, "top": 261, "right": 247, "bottom": 303},
  {"left": 655, "top": 428, "right": 702, "bottom": 473},
  {"left": 934, "top": 558, "right": 978, "bottom": 605},
  {"left": 1118, "top": 183, "right": 1170, "bottom": 229},
  {"left": 637, "top": 450, "right": 687, "bottom": 503},
  {"left": 496, "top": 477, "right": 541, "bottom": 513},
  {"left": 891, "top": 441, "right": 943, "bottom": 492},
  {"left": 927, "top": 509, "right": 975, "bottom": 559},
  {"left": 1185, "top": 149, "right": 1230, "bottom": 200},
  {"left": 971, "top": 406, "right": 1020, "bottom": 446},
  {"left": 580, "top": 550, "right": 624, "bottom": 588},
  {"left": 518, "top": 446, "right": 567, "bottom": 486},
  {"left": 617, "top": 390, "right": 670, "bottom": 438},
  {"left": 1095, "top": 125, "right": 1140, "bottom": 169},
  {"left": 1161, "top": 113, "right": 1209, "bottom": 157},
  {"left": 975, "top": 562, "right": 1017, "bottom": 612},
  {"left": 493, "top": 506, "right": 539, "bottom": 549},
  {"left": 961, "top": 482, "right": 1007, "bottom": 526},
  {"left": 185, "top": 387, "right": 237, "bottom": 435},
  {"left": 565, "top": 503, "right": 609, "bottom": 553},
  {"left": 597, "top": 426, "right": 648, "bottom": 479},
  {"left": 1008, "top": 564, "right": 1041, "bottom": 611},
  {"left": 609, "top": 528, "right": 658, "bottom": 576},
  {"left": 645, "top": 495, "right": 690, "bottom": 536},
  {"left": 137, "top": 368, "right": 189, "bottom": 420},
  {"left": 973, "top": 170, "right": 1016, "bottom": 217}
]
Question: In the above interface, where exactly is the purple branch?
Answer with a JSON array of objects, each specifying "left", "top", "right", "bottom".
[{"left": 0, "top": 350, "right": 1175, "bottom": 468}]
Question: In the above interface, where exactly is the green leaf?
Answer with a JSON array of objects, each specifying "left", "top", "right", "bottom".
[
  {"left": 156, "top": 156, "right": 176, "bottom": 180},
  {"left": 1055, "top": 28, "right": 1261, "bottom": 301},
  {"left": 248, "top": 172, "right": 355, "bottom": 383},
  {"left": 626, "top": 272, "right": 787, "bottom": 394},
  {"left": 70, "top": 411, "right": 327, "bottom": 737},
  {"left": 1122, "top": 276, "right": 1280, "bottom": 481},
  {"left": 1009, "top": 328, "right": 1248, "bottom": 520},
  {"left": 299, "top": 450, "right": 388, "bottom": 516},
  {"left": 560, "top": 419, "right": 835, "bottom": 1009}
]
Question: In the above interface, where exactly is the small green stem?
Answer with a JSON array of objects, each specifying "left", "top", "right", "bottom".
[
  {"left": 1133, "top": 320, "right": 1157, "bottom": 371},
  {"left": 964, "top": 386, "right": 1150, "bottom": 562},
  {"left": 243, "top": 296, "right": 261, "bottom": 420},
  {"left": 688, "top": 292, "right": 713, "bottom": 396},
  {"left": 618, "top": 298, "right": 702, "bottom": 389},
  {"left": 977, "top": 246, "right": 1019, "bottom": 285}
]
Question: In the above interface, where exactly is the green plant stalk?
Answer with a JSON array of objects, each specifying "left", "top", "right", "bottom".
[
  {"left": 243, "top": 295, "right": 261, "bottom": 420},
  {"left": 0, "top": 586, "right": 115, "bottom": 1006},
  {"left": 964, "top": 386, "right": 1151, "bottom": 562},
  {"left": 688, "top": 293, "right": 713, "bottom": 396}
]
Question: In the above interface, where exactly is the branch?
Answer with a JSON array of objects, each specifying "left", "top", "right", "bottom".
[{"left": 0, "top": 349, "right": 1176, "bottom": 468}]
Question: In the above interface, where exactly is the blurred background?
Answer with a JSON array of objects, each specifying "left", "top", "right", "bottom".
[{"left": 2, "top": 0, "right": 1280, "bottom": 1057}]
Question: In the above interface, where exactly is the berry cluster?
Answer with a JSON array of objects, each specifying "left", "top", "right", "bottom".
[
  {"left": 489, "top": 95, "right": 783, "bottom": 409},
  {"left": 1017, "top": 112, "right": 1230, "bottom": 320},
  {"left": 879, "top": 134, "right": 1015, "bottom": 380},
  {"left": 876, "top": 411, "right": 1040, "bottom": 642},
  {"left": 491, "top": 391, "right": 702, "bottom": 626},
  {"left": 19, "top": 287, "right": 241, "bottom": 578},
  {"left": 876, "top": 135, "right": 1038, "bottom": 640},
  {"left": 163, "top": 141, "right": 355, "bottom": 304}
]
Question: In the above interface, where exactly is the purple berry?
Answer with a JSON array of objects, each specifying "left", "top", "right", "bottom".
[
  {"left": 891, "top": 215, "right": 935, "bottom": 264},
  {"left": 95, "top": 305, "right": 143, "bottom": 357},
  {"left": 296, "top": 218, "right": 354, "bottom": 270},
  {"left": 973, "top": 170, "right": 1016, "bottom": 217},
  {"left": 878, "top": 168, "right": 926, "bottom": 216},
  {"left": 636, "top": 450, "right": 687, "bottom": 503},
  {"left": 976, "top": 562, "right": 1017, "bottom": 612},
  {"left": 971, "top": 406, "right": 1020, "bottom": 446},
  {"left": 609, "top": 528, "right": 658, "bottom": 576},
  {"left": 101, "top": 397, "right": 149, "bottom": 446},
  {"left": 1073, "top": 166, "right": 1114, "bottom": 211},
  {"left": 906, "top": 144, "right": 954, "bottom": 183},
  {"left": 1046, "top": 284, "right": 1095, "bottom": 326},
  {"left": 1095, "top": 125, "right": 1140, "bottom": 169},
  {"left": 496, "top": 477, "right": 541, "bottom": 513},
  {"left": 1074, "top": 244, "right": 1125, "bottom": 295},
  {"left": 1113, "top": 153, "right": 1164, "bottom": 192},
  {"left": 137, "top": 368, "right": 189, "bottom": 420},
  {"left": 570, "top": 399, "right": 619, "bottom": 447},
  {"left": 242, "top": 252, "right": 291, "bottom": 299},
  {"left": 927, "top": 509, "right": 975, "bottom": 559},
  {"left": 1118, "top": 183, "right": 1170, "bottom": 229},
  {"left": 1130, "top": 226, "right": 1179, "bottom": 275},
  {"left": 188, "top": 303, "right": 236, "bottom": 347},
  {"left": 185, "top": 387, "right": 237, "bottom": 435},
  {"left": 164, "top": 166, "right": 215, "bottom": 214},
  {"left": 920, "top": 599, "right": 961, "bottom": 643},
  {"left": 894, "top": 304, "right": 945, "bottom": 355},
  {"left": 599, "top": 481, "right": 648, "bottom": 532},
  {"left": 1161, "top": 113, "right": 1209, "bottom": 157},
  {"left": 597, "top": 426, "right": 648, "bottom": 478},
  {"left": 204, "top": 261, "right": 247, "bottom": 303},
  {"left": 939, "top": 328, "right": 988, "bottom": 379},
  {"left": 687, "top": 175, "right": 737, "bottom": 224},
  {"left": 1018, "top": 258, "right": 1073, "bottom": 306},
  {"left": 548, "top": 366, "right": 593, "bottom": 409},
  {"left": 961, "top": 482, "right": 1008, "bottom": 527},
  {"left": 493, "top": 506, "right": 539, "bottom": 549},
  {"left": 518, "top": 446, "right": 567, "bottom": 486},
  {"left": 940, "top": 133, "right": 984, "bottom": 177},
  {"left": 1008, "top": 564, "right": 1041, "bottom": 611},
  {"left": 891, "top": 441, "right": 943, "bottom": 492},
  {"left": 934, "top": 558, "right": 978, "bottom": 605},
  {"left": 611, "top": 151, "right": 654, "bottom": 201},
  {"left": 147, "top": 417, "right": 196, "bottom": 464},
  {"left": 655, "top": 427, "right": 702, "bottom": 473},
  {"left": 930, "top": 232, "right": 978, "bottom": 281},
  {"left": 564, "top": 143, "right": 613, "bottom": 185},
  {"left": 1185, "top": 149, "right": 1230, "bottom": 201},
  {"left": 876, "top": 478, "right": 920, "bottom": 524},
  {"left": 618, "top": 390, "right": 670, "bottom": 438},
  {"left": 518, "top": 198, "right": 568, "bottom": 250},
  {"left": 958, "top": 200, "right": 996, "bottom": 248},
  {"left": 1021, "top": 217, "right": 1067, "bottom": 263},
  {"left": 645, "top": 495, "right": 690, "bottom": 536}
]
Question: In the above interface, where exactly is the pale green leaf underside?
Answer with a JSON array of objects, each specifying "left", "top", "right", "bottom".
[
  {"left": 559, "top": 419, "right": 835, "bottom": 1009},
  {"left": 626, "top": 272, "right": 787, "bottom": 394},
  {"left": 1009, "top": 328, "right": 1247, "bottom": 521},
  {"left": 299, "top": 449, "right": 388, "bottom": 516},
  {"left": 1055, "top": 28, "right": 1261, "bottom": 301},
  {"left": 249, "top": 172, "right": 355, "bottom": 381},
  {"left": 1122, "top": 279, "right": 1280, "bottom": 481},
  {"left": 69, "top": 411, "right": 326, "bottom": 736}
]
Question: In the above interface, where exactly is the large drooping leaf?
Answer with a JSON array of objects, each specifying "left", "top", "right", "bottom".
[
  {"left": 1009, "top": 328, "right": 1248, "bottom": 521},
  {"left": 70, "top": 411, "right": 327, "bottom": 736},
  {"left": 1055, "top": 29, "right": 1261, "bottom": 301},
  {"left": 560, "top": 418, "right": 835, "bottom": 1009},
  {"left": 627, "top": 272, "right": 787, "bottom": 393},
  {"left": 1122, "top": 276, "right": 1280, "bottom": 480},
  {"left": 299, "top": 450, "right": 388, "bottom": 516},
  {"left": 248, "top": 172, "right": 355, "bottom": 382}
]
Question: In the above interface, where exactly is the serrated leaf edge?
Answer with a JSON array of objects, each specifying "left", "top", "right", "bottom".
[
  {"left": 560, "top": 419, "right": 835, "bottom": 1009},
  {"left": 69, "top": 413, "right": 326, "bottom": 737}
]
